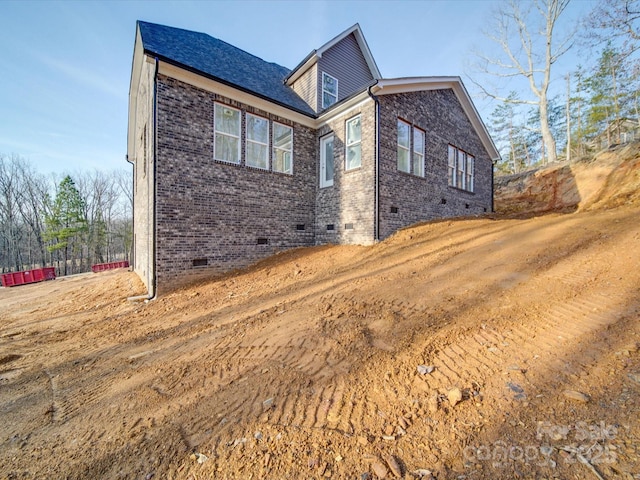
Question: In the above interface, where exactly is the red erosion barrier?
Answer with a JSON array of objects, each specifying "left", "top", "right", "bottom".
[
  {"left": 1, "top": 267, "right": 56, "bottom": 287},
  {"left": 91, "top": 261, "right": 130, "bottom": 273}
]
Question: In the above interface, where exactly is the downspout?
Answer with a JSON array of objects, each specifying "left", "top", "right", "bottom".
[
  {"left": 368, "top": 82, "right": 380, "bottom": 241},
  {"left": 491, "top": 159, "right": 496, "bottom": 213}
]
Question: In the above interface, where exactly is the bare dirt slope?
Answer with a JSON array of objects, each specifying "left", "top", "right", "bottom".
[
  {"left": 494, "top": 142, "right": 640, "bottom": 216},
  {"left": 1, "top": 152, "right": 640, "bottom": 480}
]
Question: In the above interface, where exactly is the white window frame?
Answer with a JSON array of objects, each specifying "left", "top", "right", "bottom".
[
  {"left": 214, "top": 103, "right": 241, "bottom": 164},
  {"left": 448, "top": 144, "right": 474, "bottom": 192},
  {"left": 397, "top": 119, "right": 411, "bottom": 173},
  {"left": 448, "top": 145, "right": 456, "bottom": 186},
  {"left": 320, "top": 134, "right": 334, "bottom": 188},
  {"left": 457, "top": 149, "right": 466, "bottom": 190},
  {"left": 322, "top": 72, "right": 338, "bottom": 109},
  {"left": 412, "top": 127, "right": 425, "bottom": 177},
  {"left": 245, "top": 113, "right": 269, "bottom": 170},
  {"left": 466, "top": 153, "right": 475, "bottom": 192},
  {"left": 345, "top": 115, "right": 362, "bottom": 171},
  {"left": 272, "top": 121, "right": 293, "bottom": 174}
]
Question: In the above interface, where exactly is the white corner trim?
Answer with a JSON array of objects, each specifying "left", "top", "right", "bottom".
[{"left": 128, "top": 28, "right": 145, "bottom": 160}]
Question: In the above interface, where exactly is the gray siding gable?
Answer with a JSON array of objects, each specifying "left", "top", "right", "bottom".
[{"left": 317, "top": 33, "right": 375, "bottom": 112}]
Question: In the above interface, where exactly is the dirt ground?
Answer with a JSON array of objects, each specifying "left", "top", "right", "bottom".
[{"left": 1, "top": 150, "right": 640, "bottom": 480}]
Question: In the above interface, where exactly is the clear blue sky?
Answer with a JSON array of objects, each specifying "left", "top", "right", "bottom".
[{"left": 0, "top": 0, "right": 594, "bottom": 174}]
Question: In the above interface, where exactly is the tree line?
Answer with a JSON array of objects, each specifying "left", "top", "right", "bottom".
[
  {"left": 474, "top": 0, "right": 640, "bottom": 175},
  {"left": 0, "top": 154, "right": 132, "bottom": 276}
]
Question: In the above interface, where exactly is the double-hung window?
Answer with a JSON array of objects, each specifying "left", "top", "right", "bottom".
[
  {"left": 448, "top": 145, "right": 474, "bottom": 192},
  {"left": 345, "top": 115, "right": 361, "bottom": 170},
  {"left": 273, "top": 122, "right": 293, "bottom": 174},
  {"left": 448, "top": 145, "right": 456, "bottom": 186},
  {"left": 322, "top": 72, "right": 338, "bottom": 109},
  {"left": 246, "top": 113, "right": 269, "bottom": 169},
  {"left": 214, "top": 104, "right": 294, "bottom": 174},
  {"left": 413, "top": 127, "right": 425, "bottom": 177},
  {"left": 465, "top": 153, "right": 474, "bottom": 192},
  {"left": 397, "top": 120, "right": 411, "bottom": 173},
  {"left": 214, "top": 104, "right": 241, "bottom": 164},
  {"left": 398, "top": 120, "right": 425, "bottom": 176}
]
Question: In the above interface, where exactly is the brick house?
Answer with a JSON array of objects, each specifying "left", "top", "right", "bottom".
[{"left": 127, "top": 21, "right": 500, "bottom": 296}]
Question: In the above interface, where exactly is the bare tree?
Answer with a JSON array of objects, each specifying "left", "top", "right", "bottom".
[
  {"left": 470, "top": 0, "right": 574, "bottom": 164},
  {"left": 15, "top": 161, "right": 49, "bottom": 268},
  {"left": 587, "top": 0, "right": 640, "bottom": 56},
  {"left": 0, "top": 155, "right": 24, "bottom": 271}
]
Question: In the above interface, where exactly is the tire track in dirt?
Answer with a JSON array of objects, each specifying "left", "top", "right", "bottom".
[{"left": 403, "top": 283, "right": 634, "bottom": 445}]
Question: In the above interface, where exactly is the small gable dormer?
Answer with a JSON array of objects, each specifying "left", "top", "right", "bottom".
[{"left": 285, "top": 24, "right": 381, "bottom": 113}]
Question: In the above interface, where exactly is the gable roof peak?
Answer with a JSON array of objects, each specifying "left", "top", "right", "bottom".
[{"left": 285, "top": 23, "right": 381, "bottom": 86}]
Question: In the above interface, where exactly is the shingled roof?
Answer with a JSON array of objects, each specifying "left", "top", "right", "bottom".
[{"left": 137, "top": 21, "right": 315, "bottom": 116}]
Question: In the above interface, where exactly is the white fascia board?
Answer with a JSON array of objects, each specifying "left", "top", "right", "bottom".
[
  {"left": 158, "top": 62, "right": 317, "bottom": 128},
  {"left": 372, "top": 77, "right": 500, "bottom": 162},
  {"left": 286, "top": 24, "right": 381, "bottom": 86},
  {"left": 316, "top": 24, "right": 381, "bottom": 79},
  {"left": 285, "top": 54, "right": 318, "bottom": 86},
  {"left": 316, "top": 91, "right": 373, "bottom": 127},
  {"left": 349, "top": 24, "right": 381, "bottom": 80}
]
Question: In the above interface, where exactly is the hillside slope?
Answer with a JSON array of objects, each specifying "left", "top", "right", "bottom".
[
  {"left": 494, "top": 142, "right": 640, "bottom": 215},
  {"left": 1, "top": 152, "right": 639, "bottom": 479}
]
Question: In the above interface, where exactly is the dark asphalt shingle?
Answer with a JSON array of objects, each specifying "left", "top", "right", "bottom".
[{"left": 138, "top": 21, "right": 315, "bottom": 116}]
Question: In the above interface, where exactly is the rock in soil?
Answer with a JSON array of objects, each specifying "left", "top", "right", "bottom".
[
  {"left": 562, "top": 390, "right": 590, "bottom": 403},
  {"left": 371, "top": 461, "right": 388, "bottom": 479},
  {"left": 383, "top": 454, "right": 402, "bottom": 477},
  {"left": 448, "top": 387, "right": 463, "bottom": 406},
  {"left": 417, "top": 365, "right": 435, "bottom": 375}
]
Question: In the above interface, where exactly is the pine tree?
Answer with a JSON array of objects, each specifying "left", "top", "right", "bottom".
[
  {"left": 585, "top": 44, "right": 632, "bottom": 147},
  {"left": 490, "top": 95, "right": 519, "bottom": 174},
  {"left": 43, "top": 176, "right": 88, "bottom": 276}
]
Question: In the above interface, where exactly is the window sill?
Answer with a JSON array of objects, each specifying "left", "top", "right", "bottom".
[
  {"left": 396, "top": 169, "right": 426, "bottom": 179},
  {"left": 447, "top": 185, "right": 475, "bottom": 195}
]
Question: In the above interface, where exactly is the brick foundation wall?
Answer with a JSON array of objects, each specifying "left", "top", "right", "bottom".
[{"left": 377, "top": 90, "right": 493, "bottom": 240}]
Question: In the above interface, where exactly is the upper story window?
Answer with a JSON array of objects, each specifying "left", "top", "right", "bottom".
[
  {"left": 214, "top": 103, "right": 241, "bottom": 164},
  {"left": 246, "top": 113, "right": 269, "bottom": 170},
  {"left": 322, "top": 72, "right": 338, "bottom": 109},
  {"left": 413, "top": 127, "right": 425, "bottom": 177},
  {"left": 448, "top": 145, "right": 474, "bottom": 192},
  {"left": 273, "top": 122, "right": 293, "bottom": 174},
  {"left": 397, "top": 120, "right": 411, "bottom": 173},
  {"left": 345, "top": 115, "right": 361, "bottom": 170}
]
